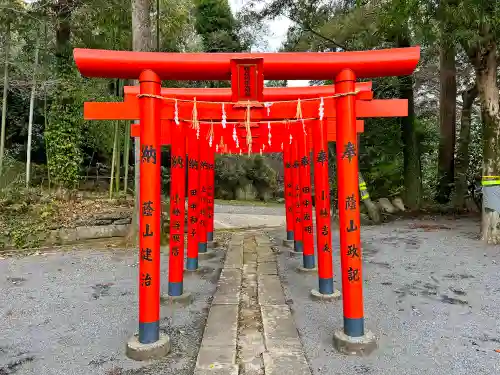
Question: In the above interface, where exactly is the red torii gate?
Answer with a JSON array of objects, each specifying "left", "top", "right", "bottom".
[{"left": 74, "top": 46, "right": 419, "bottom": 359}]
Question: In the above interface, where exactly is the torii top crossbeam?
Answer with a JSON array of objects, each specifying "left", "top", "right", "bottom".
[{"left": 73, "top": 47, "right": 419, "bottom": 80}]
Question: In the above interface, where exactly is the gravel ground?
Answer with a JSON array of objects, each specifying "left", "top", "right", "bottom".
[
  {"left": 267, "top": 217, "right": 500, "bottom": 375},
  {"left": 214, "top": 203, "right": 285, "bottom": 216},
  {"left": 0, "top": 233, "right": 230, "bottom": 375}
]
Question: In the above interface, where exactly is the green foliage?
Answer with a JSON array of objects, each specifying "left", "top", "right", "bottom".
[
  {"left": 0, "top": 187, "right": 56, "bottom": 249},
  {"left": 215, "top": 155, "right": 248, "bottom": 199},
  {"left": 45, "top": 76, "right": 85, "bottom": 188},
  {"left": 194, "top": 0, "right": 246, "bottom": 52},
  {"left": 245, "top": 155, "right": 277, "bottom": 200},
  {"left": 215, "top": 154, "right": 277, "bottom": 200}
]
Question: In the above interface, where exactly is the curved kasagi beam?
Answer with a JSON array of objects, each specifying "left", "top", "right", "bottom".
[
  {"left": 74, "top": 47, "right": 420, "bottom": 81},
  {"left": 123, "top": 82, "right": 373, "bottom": 102}
]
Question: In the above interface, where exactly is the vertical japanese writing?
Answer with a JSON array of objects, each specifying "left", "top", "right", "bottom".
[
  {"left": 345, "top": 194, "right": 357, "bottom": 211},
  {"left": 171, "top": 155, "right": 184, "bottom": 168},
  {"left": 143, "top": 223, "right": 154, "bottom": 237},
  {"left": 347, "top": 267, "right": 360, "bottom": 282},
  {"left": 141, "top": 248, "right": 153, "bottom": 261},
  {"left": 341, "top": 141, "right": 357, "bottom": 162},
  {"left": 346, "top": 219, "right": 358, "bottom": 233},
  {"left": 347, "top": 244, "right": 359, "bottom": 258},
  {"left": 316, "top": 150, "right": 327, "bottom": 165},
  {"left": 142, "top": 201, "right": 154, "bottom": 217},
  {"left": 141, "top": 273, "right": 152, "bottom": 287},
  {"left": 141, "top": 145, "right": 157, "bottom": 164}
]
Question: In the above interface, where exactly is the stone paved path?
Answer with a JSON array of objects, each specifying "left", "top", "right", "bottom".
[{"left": 194, "top": 232, "right": 312, "bottom": 375}]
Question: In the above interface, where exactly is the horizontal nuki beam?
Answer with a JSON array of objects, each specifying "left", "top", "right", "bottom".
[
  {"left": 122, "top": 82, "right": 373, "bottom": 102},
  {"left": 130, "top": 119, "right": 365, "bottom": 151},
  {"left": 84, "top": 98, "right": 408, "bottom": 121}
]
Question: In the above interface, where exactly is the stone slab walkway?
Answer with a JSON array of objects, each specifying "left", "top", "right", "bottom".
[{"left": 194, "top": 232, "right": 312, "bottom": 375}]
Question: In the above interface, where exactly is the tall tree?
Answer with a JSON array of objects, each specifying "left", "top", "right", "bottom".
[
  {"left": 127, "top": 0, "right": 152, "bottom": 245},
  {"left": 396, "top": 31, "right": 422, "bottom": 210},
  {"left": 26, "top": 29, "right": 41, "bottom": 187},
  {"left": 452, "top": 84, "right": 477, "bottom": 209},
  {"left": 194, "top": 0, "right": 245, "bottom": 53},
  {"left": 436, "top": 0, "right": 457, "bottom": 204},
  {"left": 448, "top": 0, "right": 500, "bottom": 242},
  {"left": 0, "top": 21, "right": 9, "bottom": 178},
  {"left": 193, "top": 0, "right": 247, "bottom": 87}
]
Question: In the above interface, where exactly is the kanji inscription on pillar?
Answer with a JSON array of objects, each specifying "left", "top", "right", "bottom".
[
  {"left": 342, "top": 141, "right": 357, "bottom": 162},
  {"left": 141, "top": 145, "right": 157, "bottom": 164},
  {"left": 141, "top": 248, "right": 153, "bottom": 261}
]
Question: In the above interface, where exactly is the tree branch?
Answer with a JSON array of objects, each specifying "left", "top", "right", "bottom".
[{"left": 283, "top": 14, "right": 349, "bottom": 51}]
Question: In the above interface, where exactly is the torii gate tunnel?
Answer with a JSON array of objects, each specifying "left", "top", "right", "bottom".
[{"left": 74, "top": 46, "right": 420, "bottom": 357}]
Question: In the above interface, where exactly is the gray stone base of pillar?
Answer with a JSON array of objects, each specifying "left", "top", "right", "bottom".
[
  {"left": 296, "top": 266, "right": 318, "bottom": 273},
  {"left": 333, "top": 330, "right": 377, "bottom": 356},
  {"left": 125, "top": 332, "right": 171, "bottom": 361},
  {"left": 207, "top": 240, "right": 219, "bottom": 249},
  {"left": 198, "top": 250, "right": 216, "bottom": 260},
  {"left": 282, "top": 239, "right": 294, "bottom": 248},
  {"left": 310, "top": 288, "right": 341, "bottom": 301},
  {"left": 160, "top": 292, "right": 193, "bottom": 306}
]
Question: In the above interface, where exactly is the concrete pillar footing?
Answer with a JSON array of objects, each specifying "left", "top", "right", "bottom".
[
  {"left": 310, "top": 289, "right": 341, "bottom": 301},
  {"left": 125, "top": 332, "right": 171, "bottom": 361},
  {"left": 296, "top": 266, "right": 318, "bottom": 273},
  {"left": 333, "top": 330, "right": 377, "bottom": 356},
  {"left": 161, "top": 292, "right": 193, "bottom": 306}
]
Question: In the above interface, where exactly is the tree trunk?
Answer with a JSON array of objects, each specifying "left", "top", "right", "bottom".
[
  {"left": 0, "top": 22, "right": 10, "bottom": 178},
  {"left": 123, "top": 120, "right": 131, "bottom": 194},
  {"left": 436, "top": 37, "right": 457, "bottom": 204},
  {"left": 115, "top": 122, "right": 122, "bottom": 193},
  {"left": 474, "top": 41, "right": 500, "bottom": 244},
  {"left": 26, "top": 33, "right": 41, "bottom": 187},
  {"left": 110, "top": 120, "right": 119, "bottom": 198},
  {"left": 452, "top": 84, "right": 477, "bottom": 209},
  {"left": 54, "top": 0, "right": 74, "bottom": 72},
  {"left": 127, "top": 0, "right": 152, "bottom": 245},
  {"left": 396, "top": 33, "right": 422, "bottom": 210}
]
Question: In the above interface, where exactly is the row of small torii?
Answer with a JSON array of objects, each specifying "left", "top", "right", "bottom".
[
  {"left": 75, "top": 45, "right": 419, "bottom": 358},
  {"left": 89, "top": 82, "right": 399, "bottom": 352}
]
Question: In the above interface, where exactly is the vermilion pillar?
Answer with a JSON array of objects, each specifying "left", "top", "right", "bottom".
[
  {"left": 186, "top": 126, "right": 200, "bottom": 271},
  {"left": 283, "top": 139, "right": 294, "bottom": 244},
  {"left": 297, "top": 124, "right": 315, "bottom": 269},
  {"left": 198, "top": 132, "right": 209, "bottom": 255},
  {"left": 168, "top": 120, "right": 186, "bottom": 296},
  {"left": 312, "top": 119, "right": 336, "bottom": 296},
  {"left": 138, "top": 70, "right": 161, "bottom": 344},
  {"left": 291, "top": 131, "right": 303, "bottom": 253},
  {"left": 335, "top": 69, "right": 365, "bottom": 337},
  {"left": 206, "top": 146, "right": 215, "bottom": 244}
]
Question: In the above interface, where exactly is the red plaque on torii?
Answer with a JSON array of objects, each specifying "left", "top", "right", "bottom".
[{"left": 230, "top": 58, "right": 264, "bottom": 105}]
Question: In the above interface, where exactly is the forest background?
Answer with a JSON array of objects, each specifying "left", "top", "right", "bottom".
[{"left": 0, "top": 0, "right": 498, "bottom": 247}]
